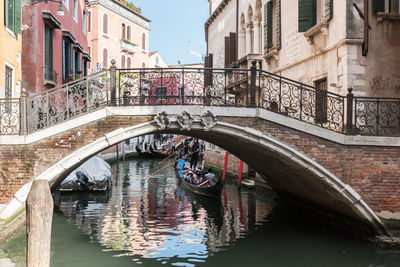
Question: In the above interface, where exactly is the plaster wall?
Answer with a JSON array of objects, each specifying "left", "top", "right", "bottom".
[
  {"left": 87, "top": 0, "right": 150, "bottom": 71},
  {"left": 0, "top": 0, "right": 22, "bottom": 98},
  {"left": 22, "top": 0, "right": 89, "bottom": 94}
]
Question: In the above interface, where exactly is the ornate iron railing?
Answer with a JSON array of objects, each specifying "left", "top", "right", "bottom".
[
  {"left": 0, "top": 98, "right": 20, "bottom": 135},
  {"left": 258, "top": 70, "right": 345, "bottom": 133},
  {"left": 118, "top": 67, "right": 250, "bottom": 107},
  {"left": 354, "top": 97, "right": 400, "bottom": 136},
  {"left": 26, "top": 70, "right": 110, "bottom": 133},
  {"left": 0, "top": 60, "right": 399, "bottom": 136}
]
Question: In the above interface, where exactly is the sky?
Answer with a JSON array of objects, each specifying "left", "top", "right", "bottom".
[{"left": 133, "top": 0, "right": 209, "bottom": 65}]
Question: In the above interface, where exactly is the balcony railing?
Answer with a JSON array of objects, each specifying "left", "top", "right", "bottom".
[
  {"left": 120, "top": 39, "right": 136, "bottom": 54},
  {"left": 1, "top": 60, "right": 399, "bottom": 136}
]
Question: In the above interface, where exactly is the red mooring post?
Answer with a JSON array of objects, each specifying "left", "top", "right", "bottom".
[
  {"left": 238, "top": 160, "right": 243, "bottom": 185},
  {"left": 222, "top": 152, "right": 229, "bottom": 180}
]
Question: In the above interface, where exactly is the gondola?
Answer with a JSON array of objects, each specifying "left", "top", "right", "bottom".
[
  {"left": 139, "top": 150, "right": 169, "bottom": 159},
  {"left": 176, "top": 162, "right": 221, "bottom": 198}
]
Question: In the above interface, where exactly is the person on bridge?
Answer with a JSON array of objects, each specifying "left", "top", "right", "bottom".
[{"left": 190, "top": 138, "right": 200, "bottom": 169}]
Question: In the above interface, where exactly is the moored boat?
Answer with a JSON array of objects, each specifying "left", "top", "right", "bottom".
[{"left": 60, "top": 156, "right": 113, "bottom": 192}]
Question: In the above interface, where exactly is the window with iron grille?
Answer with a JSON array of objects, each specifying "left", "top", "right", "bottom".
[
  {"left": 5, "top": 66, "right": 13, "bottom": 98},
  {"left": 44, "top": 23, "right": 54, "bottom": 82},
  {"left": 315, "top": 78, "right": 328, "bottom": 123}
]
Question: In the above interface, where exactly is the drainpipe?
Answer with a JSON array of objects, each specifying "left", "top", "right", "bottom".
[
  {"left": 362, "top": 0, "right": 369, "bottom": 56},
  {"left": 236, "top": 0, "right": 239, "bottom": 60}
]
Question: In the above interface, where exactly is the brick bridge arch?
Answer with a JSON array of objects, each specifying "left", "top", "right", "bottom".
[{"left": 1, "top": 106, "right": 399, "bottom": 237}]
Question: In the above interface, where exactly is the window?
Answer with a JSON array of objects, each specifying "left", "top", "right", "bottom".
[
  {"left": 103, "top": 14, "right": 108, "bottom": 34},
  {"left": 122, "top": 23, "right": 126, "bottom": 39},
  {"left": 5, "top": 66, "right": 13, "bottom": 98},
  {"left": 44, "top": 23, "right": 54, "bottom": 81},
  {"left": 298, "top": 0, "right": 333, "bottom": 32},
  {"left": 74, "top": 49, "right": 80, "bottom": 75},
  {"left": 374, "top": 0, "right": 400, "bottom": 14},
  {"left": 62, "top": 38, "right": 72, "bottom": 82},
  {"left": 63, "top": 0, "right": 69, "bottom": 11},
  {"left": 83, "top": 10, "right": 87, "bottom": 34},
  {"left": 127, "top": 25, "right": 131, "bottom": 40},
  {"left": 121, "top": 55, "right": 125, "bottom": 68},
  {"left": 88, "top": 11, "right": 91, "bottom": 32},
  {"left": 73, "top": 0, "right": 78, "bottom": 21},
  {"left": 127, "top": 57, "right": 131, "bottom": 68},
  {"left": 4, "top": 0, "right": 21, "bottom": 34},
  {"left": 315, "top": 78, "right": 328, "bottom": 123},
  {"left": 87, "top": 46, "right": 91, "bottom": 70},
  {"left": 103, "top": 48, "right": 108, "bottom": 68},
  {"left": 82, "top": 58, "right": 87, "bottom": 77},
  {"left": 263, "top": 0, "right": 281, "bottom": 55},
  {"left": 142, "top": 33, "right": 146, "bottom": 50}
]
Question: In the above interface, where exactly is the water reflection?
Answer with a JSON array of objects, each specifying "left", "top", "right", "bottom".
[{"left": 54, "top": 159, "right": 272, "bottom": 266}]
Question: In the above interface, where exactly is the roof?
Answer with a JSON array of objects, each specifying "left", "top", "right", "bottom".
[{"left": 149, "top": 51, "right": 158, "bottom": 57}]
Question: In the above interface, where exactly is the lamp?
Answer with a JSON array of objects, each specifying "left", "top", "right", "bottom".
[{"left": 28, "top": 0, "right": 65, "bottom": 16}]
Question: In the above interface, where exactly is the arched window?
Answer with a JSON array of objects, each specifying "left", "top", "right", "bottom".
[
  {"left": 121, "top": 55, "right": 125, "bottom": 68},
  {"left": 103, "top": 14, "right": 108, "bottom": 34},
  {"left": 142, "top": 62, "right": 145, "bottom": 68},
  {"left": 103, "top": 48, "right": 108, "bottom": 68},
  {"left": 127, "top": 25, "right": 131, "bottom": 41},
  {"left": 121, "top": 23, "right": 126, "bottom": 39},
  {"left": 142, "top": 33, "right": 145, "bottom": 50},
  {"left": 127, "top": 57, "right": 131, "bottom": 68}
]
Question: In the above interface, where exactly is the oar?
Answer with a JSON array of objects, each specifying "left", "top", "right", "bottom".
[
  {"left": 147, "top": 149, "right": 199, "bottom": 178},
  {"left": 158, "top": 144, "right": 188, "bottom": 165},
  {"left": 198, "top": 180, "right": 209, "bottom": 187}
]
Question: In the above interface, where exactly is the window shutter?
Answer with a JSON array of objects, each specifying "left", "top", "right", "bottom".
[
  {"left": 298, "top": 0, "right": 316, "bottom": 32},
  {"left": 263, "top": 3, "right": 268, "bottom": 55},
  {"left": 276, "top": 0, "right": 281, "bottom": 50},
  {"left": 229, "top": 32, "right": 237, "bottom": 63},
  {"left": 267, "top": 1, "right": 273, "bottom": 51},
  {"left": 324, "top": 0, "right": 333, "bottom": 21},
  {"left": 224, "top": 36, "right": 230, "bottom": 68},
  {"left": 7, "top": 0, "right": 15, "bottom": 32},
  {"left": 372, "top": 0, "right": 384, "bottom": 13},
  {"left": 14, "top": 0, "right": 21, "bottom": 34}
]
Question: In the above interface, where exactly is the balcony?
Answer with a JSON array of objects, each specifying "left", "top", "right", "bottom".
[{"left": 120, "top": 39, "right": 136, "bottom": 54}]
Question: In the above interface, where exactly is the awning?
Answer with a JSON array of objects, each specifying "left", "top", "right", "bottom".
[
  {"left": 42, "top": 11, "right": 61, "bottom": 29},
  {"left": 62, "top": 30, "right": 76, "bottom": 43},
  {"left": 82, "top": 53, "right": 91, "bottom": 62},
  {"left": 73, "top": 43, "right": 84, "bottom": 53}
]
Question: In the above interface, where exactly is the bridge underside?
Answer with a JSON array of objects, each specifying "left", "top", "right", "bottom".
[{"left": 0, "top": 106, "right": 397, "bottom": 238}]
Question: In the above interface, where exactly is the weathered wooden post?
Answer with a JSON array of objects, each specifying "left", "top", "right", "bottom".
[{"left": 26, "top": 180, "right": 53, "bottom": 267}]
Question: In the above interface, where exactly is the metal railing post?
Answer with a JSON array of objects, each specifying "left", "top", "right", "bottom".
[
  {"left": 110, "top": 59, "right": 117, "bottom": 106},
  {"left": 250, "top": 60, "right": 257, "bottom": 108},
  {"left": 346, "top": 88, "right": 354, "bottom": 134},
  {"left": 20, "top": 88, "right": 27, "bottom": 135}
]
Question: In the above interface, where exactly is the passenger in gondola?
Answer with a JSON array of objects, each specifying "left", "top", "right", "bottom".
[
  {"left": 204, "top": 168, "right": 217, "bottom": 186},
  {"left": 149, "top": 143, "right": 154, "bottom": 153},
  {"left": 193, "top": 169, "right": 203, "bottom": 185},
  {"left": 186, "top": 170, "right": 194, "bottom": 183}
]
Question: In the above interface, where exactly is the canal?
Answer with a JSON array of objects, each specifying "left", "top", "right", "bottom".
[{"left": 1, "top": 158, "right": 400, "bottom": 266}]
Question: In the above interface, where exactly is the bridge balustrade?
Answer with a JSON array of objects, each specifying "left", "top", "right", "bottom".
[{"left": 0, "top": 60, "right": 399, "bottom": 136}]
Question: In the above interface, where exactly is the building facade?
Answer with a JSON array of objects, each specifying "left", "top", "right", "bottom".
[
  {"left": 1, "top": 0, "right": 22, "bottom": 98},
  {"left": 148, "top": 51, "right": 168, "bottom": 68},
  {"left": 87, "top": 0, "right": 151, "bottom": 72},
  {"left": 205, "top": 0, "right": 400, "bottom": 98},
  {"left": 22, "top": 0, "right": 90, "bottom": 94}
]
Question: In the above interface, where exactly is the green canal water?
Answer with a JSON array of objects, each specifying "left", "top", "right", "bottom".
[{"left": 1, "top": 158, "right": 400, "bottom": 266}]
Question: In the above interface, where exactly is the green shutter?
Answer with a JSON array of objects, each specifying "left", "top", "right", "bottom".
[
  {"left": 267, "top": 1, "right": 273, "bottom": 51},
  {"left": 276, "top": 0, "right": 281, "bottom": 50},
  {"left": 298, "top": 0, "right": 316, "bottom": 32},
  {"left": 14, "top": 0, "right": 21, "bottom": 34},
  {"left": 373, "top": 0, "right": 384, "bottom": 13},
  {"left": 7, "top": 0, "right": 15, "bottom": 32},
  {"left": 263, "top": 3, "right": 268, "bottom": 55},
  {"left": 325, "top": 0, "right": 333, "bottom": 21}
]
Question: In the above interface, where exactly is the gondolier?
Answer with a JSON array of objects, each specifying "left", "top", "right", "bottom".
[{"left": 190, "top": 138, "right": 200, "bottom": 169}]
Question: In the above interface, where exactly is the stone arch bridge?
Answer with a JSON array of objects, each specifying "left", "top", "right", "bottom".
[
  {"left": 0, "top": 64, "right": 399, "bottom": 240},
  {"left": 0, "top": 105, "right": 399, "bottom": 238}
]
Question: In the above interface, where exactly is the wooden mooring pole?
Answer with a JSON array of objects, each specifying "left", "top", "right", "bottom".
[{"left": 26, "top": 180, "right": 53, "bottom": 267}]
